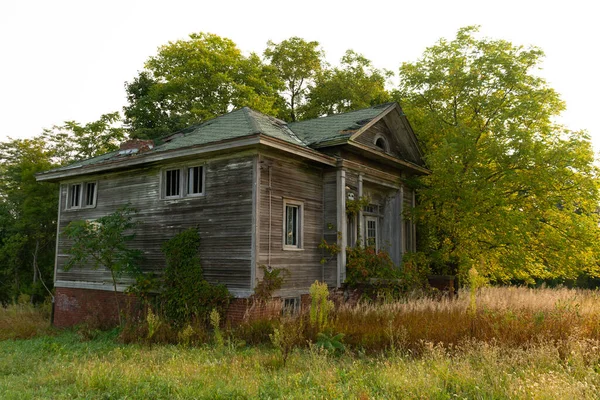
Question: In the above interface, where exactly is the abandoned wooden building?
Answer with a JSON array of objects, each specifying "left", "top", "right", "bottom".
[{"left": 37, "top": 102, "right": 428, "bottom": 326}]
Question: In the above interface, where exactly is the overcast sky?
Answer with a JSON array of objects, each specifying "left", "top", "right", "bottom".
[{"left": 1, "top": 0, "right": 598, "bottom": 153}]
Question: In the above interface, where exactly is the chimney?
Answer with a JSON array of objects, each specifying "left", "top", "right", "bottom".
[{"left": 119, "top": 139, "right": 154, "bottom": 154}]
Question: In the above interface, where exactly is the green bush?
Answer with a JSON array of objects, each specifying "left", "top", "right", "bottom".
[{"left": 160, "top": 228, "right": 231, "bottom": 326}]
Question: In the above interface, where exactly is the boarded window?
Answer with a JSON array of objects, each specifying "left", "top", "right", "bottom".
[
  {"left": 187, "top": 166, "right": 203, "bottom": 195},
  {"left": 165, "top": 169, "right": 180, "bottom": 197}
]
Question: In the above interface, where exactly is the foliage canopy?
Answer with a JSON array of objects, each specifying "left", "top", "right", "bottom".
[{"left": 395, "top": 26, "right": 600, "bottom": 282}]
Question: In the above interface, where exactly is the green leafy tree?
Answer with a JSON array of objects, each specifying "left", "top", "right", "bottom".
[
  {"left": 42, "top": 112, "right": 126, "bottom": 164},
  {"left": 264, "top": 37, "right": 325, "bottom": 121},
  {"left": 395, "top": 26, "right": 600, "bottom": 282},
  {"left": 160, "top": 228, "right": 230, "bottom": 326},
  {"left": 124, "top": 33, "right": 284, "bottom": 139},
  {"left": 303, "top": 50, "right": 392, "bottom": 119},
  {"left": 0, "top": 138, "right": 58, "bottom": 303},
  {"left": 63, "top": 206, "right": 142, "bottom": 325}
]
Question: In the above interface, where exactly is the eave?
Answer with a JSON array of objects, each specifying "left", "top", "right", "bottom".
[
  {"left": 36, "top": 133, "right": 337, "bottom": 182},
  {"left": 346, "top": 141, "right": 431, "bottom": 175}
]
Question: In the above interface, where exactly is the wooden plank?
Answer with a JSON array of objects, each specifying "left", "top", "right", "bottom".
[{"left": 56, "top": 155, "right": 257, "bottom": 291}]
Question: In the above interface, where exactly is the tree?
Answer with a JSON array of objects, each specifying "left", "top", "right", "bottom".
[
  {"left": 63, "top": 206, "right": 142, "bottom": 325},
  {"left": 264, "top": 37, "right": 324, "bottom": 122},
  {"left": 303, "top": 50, "right": 392, "bottom": 119},
  {"left": 124, "top": 33, "right": 284, "bottom": 139},
  {"left": 42, "top": 112, "right": 126, "bottom": 164},
  {"left": 0, "top": 138, "right": 58, "bottom": 304},
  {"left": 395, "top": 26, "right": 600, "bottom": 282}
]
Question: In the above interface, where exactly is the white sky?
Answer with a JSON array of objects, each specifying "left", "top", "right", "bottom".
[{"left": 1, "top": 0, "right": 598, "bottom": 154}]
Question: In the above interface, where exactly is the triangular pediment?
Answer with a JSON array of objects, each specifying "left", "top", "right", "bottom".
[{"left": 349, "top": 103, "right": 424, "bottom": 167}]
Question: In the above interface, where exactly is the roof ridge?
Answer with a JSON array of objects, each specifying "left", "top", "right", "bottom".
[
  {"left": 290, "top": 102, "right": 397, "bottom": 125},
  {"left": 242, "top": 107, "right": 262, "bottom": 135}
]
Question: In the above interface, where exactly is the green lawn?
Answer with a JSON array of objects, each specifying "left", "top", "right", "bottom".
[{"left": 2, "top": 329, "right": 599, "bottom": 399}]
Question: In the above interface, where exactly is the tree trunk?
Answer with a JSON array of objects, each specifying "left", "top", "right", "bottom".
[{"left": 31, "top": 239, "right": 39, "bottom": 304}]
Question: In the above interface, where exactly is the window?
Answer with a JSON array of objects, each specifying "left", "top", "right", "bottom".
[
  {"left": 67, "top": 181, "right": 97, "bottom": 210},
  {"left": 69, "top": 184, "right": 81, "bottom": 208},
  {"left": 165, "top": 168, "right": 181, "bottom": 197},
  {"left": 283, "top": 199, "right": 303, "bottom": 249},
  {"left": 373, "top": 134, "right": 389, "bottom": 152},
  {"left": 162, "top": 165, "right": 205, "bottom": 199},
  {"left": 365, "top": 216, "right": 378, "bottom": 250},
  {"left": 84, "top": 182, "right": 96, "bottom": 207},
  {"left": 187, "top": 166, "right": 204, "bottom": 195},
  {"left": 282, "top": 297, "right": 300, "bottom": 315}
]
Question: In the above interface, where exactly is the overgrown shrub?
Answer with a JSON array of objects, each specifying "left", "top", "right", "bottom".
[
  {"left": 160, "top": 228, "right": 231, "bottom": 326},
  {"left": 254, "top": 265, "right": 287, "bottom": 301},
  {"left": 309, "top": 281, "right": 333, "bottom": 332}
]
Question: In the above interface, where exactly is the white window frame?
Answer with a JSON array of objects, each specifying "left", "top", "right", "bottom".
[
  {"left": 161, "top": 165, "right": 206, "bottom": 199},
  {"left": 282, "top": 199, "right": 304, "bottom": 250},
  {"left": 185, "top": 165, "right": 205, "bottom": 197},
  {"left": 163, "top": 167, "right": 183, "bottom": 199},
  {"left": 66, "top": 181, "right": 98, "bottom": 210},
  {"left": 365, "top": 216, "right": 379, "bottom": 251}
]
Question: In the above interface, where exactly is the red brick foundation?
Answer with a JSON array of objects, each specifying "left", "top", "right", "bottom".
[
  {"left": 54, "top": 287, "right": 314, "bottom": 328},
  {"left": 53, "top": 287, "right": 139, "bottom": 328},
  {"left": 226, "top": 294, "right": 311, "bottom": 325}
]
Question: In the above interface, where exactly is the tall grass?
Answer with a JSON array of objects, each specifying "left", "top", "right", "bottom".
[
  {"left": 2, "top": 287, "right": 600, "bottom": 398},
  {"left": 0, "top": 302, "right": 54, "bottom": 340},
  {"left": 333, "top": 286, "right": 600, "bottom": 353}
]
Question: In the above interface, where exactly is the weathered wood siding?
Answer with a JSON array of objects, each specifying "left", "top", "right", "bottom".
[
  {"left": 322, "top": 169, "right": 338, "bottom": 287},
  {"left": 353, "top": 113, "right": 423, "bottom": 165},
  {"left": 56, "top": 154, "right": 256, "bottom": 293},
  {"left": 257, "top": 153, "right": 327, "bottom": 295}
]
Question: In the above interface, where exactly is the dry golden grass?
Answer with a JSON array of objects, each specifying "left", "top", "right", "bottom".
[
  {"left": 332, "top": 286, "right": 600, "bottom": 353},
  {"left": 0, "top": 302, "right": 54, "bottom": 340}
]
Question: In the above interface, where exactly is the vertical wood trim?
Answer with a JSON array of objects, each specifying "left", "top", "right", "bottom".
[
  {"left": 251, "top": 155, "right": 259, "bottom": 289},
  {"left": 400, "top": 184, "right": 405, "bottom": 258},
  {"left": 358, "top": 174, "right": 364, "bottom": 247},
  {"left": 321, "top": 169, "right": 325, "bottom": 282},
  {"left": 268, "top": 165, "right": 272, "bottom": 267},
  {"left": 336, "top": 169, "right": 347, "bottom": 287},
  {"left": 53, "top": 184, "right": 63, "bottom": 285}
]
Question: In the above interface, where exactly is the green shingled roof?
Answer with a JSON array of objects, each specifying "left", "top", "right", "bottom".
[
  {"left": 40, "top": 107, "right": 307, "bottom": 174},
  {"left": 39, "top": 104, "right": 396, "bottom": 176},
  {"left": 155, "top": 107, "right": 306, "bottom": 152},
  {"left": 288, "top": 103, "right": 394, "bottom": 146}
]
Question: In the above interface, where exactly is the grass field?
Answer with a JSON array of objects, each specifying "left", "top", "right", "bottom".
[{"left": 2, "top": 287, "right": 600, "bottom": 399}]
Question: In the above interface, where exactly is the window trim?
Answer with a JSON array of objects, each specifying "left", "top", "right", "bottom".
[
  {"left": 373, "top": 133, "right": 390, "bottom": 153},
  {"left": 163, "top": 167, "right": 183, "bottom": 199},
  {"left": 282, "top": 199, "right": 304, "bottom": 250},
  {"left": 160, "top": 164, "right": 206, "bottom": 200},
  {"left": 365, "top": 215, "right": 379, "bottom": 251},
  {"left": 66, "top": 181, "right": 98, "bottom": 210},
  {"left": 282, "top": 297, "right": 301, "bottom": 315},
  {"left": 185, "top": 165, "right": 205, "bottom": 197}
]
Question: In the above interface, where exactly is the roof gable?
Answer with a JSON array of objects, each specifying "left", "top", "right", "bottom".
[
  {"left": 287, "top": 103, "right": 395, "bottom": 146},
  {"left": 350, "top": 104, "right": 424, "bottom": 166}
]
